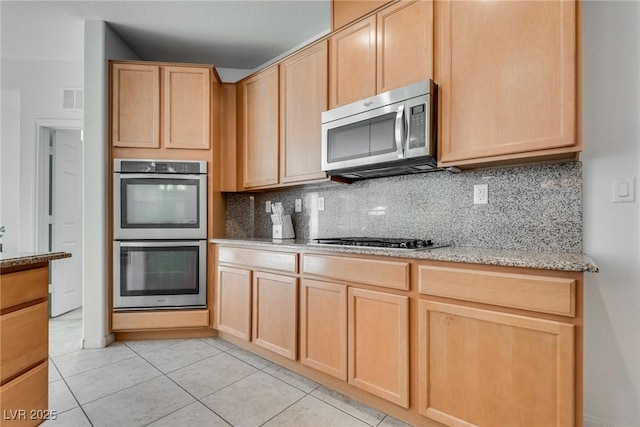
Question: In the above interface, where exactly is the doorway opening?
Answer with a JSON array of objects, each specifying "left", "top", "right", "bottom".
[{"left": 35, "top": 120, "right": 83, "bottom": 319}]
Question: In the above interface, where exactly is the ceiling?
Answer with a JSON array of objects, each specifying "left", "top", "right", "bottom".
[{"left": 0, "top": 0, "right": 331, "bottom": 71}]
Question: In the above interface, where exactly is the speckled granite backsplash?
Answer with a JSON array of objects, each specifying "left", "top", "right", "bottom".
[{"left": 225, "top": 162, "right": 582, "bottom": 252}]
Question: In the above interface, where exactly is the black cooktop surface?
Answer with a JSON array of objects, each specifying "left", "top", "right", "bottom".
[{"left": 311, "top": 237, "right": 448, "bottom": 250}]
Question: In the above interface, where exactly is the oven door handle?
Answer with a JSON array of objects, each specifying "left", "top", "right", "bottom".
[
  {"left": 117, "top": 240, "right": 206, "bottom": 248},
  {"left": 117, "top": 173, "right": 204, "bottom": 180}
]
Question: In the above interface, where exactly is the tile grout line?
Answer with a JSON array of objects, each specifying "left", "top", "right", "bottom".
[{"left": 48, "top": 356, "right": 95, "bottom": 427}]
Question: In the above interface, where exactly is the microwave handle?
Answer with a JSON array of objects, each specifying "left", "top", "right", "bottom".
[{"left": 394, "top": 105, "right": 406, "bottom": 158}]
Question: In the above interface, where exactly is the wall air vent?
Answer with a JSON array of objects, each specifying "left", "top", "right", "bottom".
[{"left": 61, "top": 88, "right": 83, "bottom": 111}]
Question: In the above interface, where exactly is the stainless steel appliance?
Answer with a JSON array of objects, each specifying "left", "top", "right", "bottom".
[
  {"left": 114, "top": 159, "right": 207, "bottom": 240},
  {"left": 310, "top": 237, "right": 448, "bottom": 251},
  {"left": 113, "top": 240, "right": 207, "bottom": 310},
  {"left": 321, "top": 79, "right": 437, "bottom": 181}
]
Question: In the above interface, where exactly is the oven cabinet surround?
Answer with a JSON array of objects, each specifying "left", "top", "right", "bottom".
[
  {"left": 329, "top": 0, "right": 432, "bottom": 108},
  {"left": 0, "top": 255, "right": 70, "bottom": 427},
  {"left": 236, "top": 41, "right": 328, "bottom": 190},
  {"left": 212, "top": 243, "right": 584, "bottom": 427},
  {"left": 111, "top": 62, "right": 211, "bottom": 150},
  {"left": 108, "top": 60, "right": 225, "bottom": 337},
  {"left": 435, "top": 0, "right": 580, "bottom": 168}
]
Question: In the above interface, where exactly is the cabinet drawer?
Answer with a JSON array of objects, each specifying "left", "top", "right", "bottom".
[
  {"left": 1, "top": 302, "right": 49, "bottom": 383},
  {"left": 1, "top": 267, "right": 48, "bottom": 311},
  {"left": 0, "top": 361, "right": 48, "bottom": 427},
  {"left": 418, "top": 265, "right": 576, "bottom": 317},
  {"left": 112, "top": 309, "right": 209, "bottom": 331},
  {"left": 218, "top": 247, "right": 298, "bottom": 273},
  {"left": 303, "top": 254, "right": 409, "bottom": 290}
]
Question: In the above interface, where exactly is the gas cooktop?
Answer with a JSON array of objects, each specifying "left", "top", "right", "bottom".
[{"left": 309, "top": 237, "right": 449, "bottom": 251}]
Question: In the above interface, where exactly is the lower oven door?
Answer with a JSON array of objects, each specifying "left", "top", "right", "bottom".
[{"left": 113, "top": 240, "right": 207, "bottom": 310}]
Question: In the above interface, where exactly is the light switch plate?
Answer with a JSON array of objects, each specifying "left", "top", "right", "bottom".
[
  {"left": 266, "top": 200, "right": 272, "bottom": 213},
  {"left": 613, "top": 177, "right": 636, "bottom": 203},
  {"left": 318, "top": 197, "right": 325, "bottom": 211},
  {"left": 294, "top": 199, "right": 302, "bottom": 212}
]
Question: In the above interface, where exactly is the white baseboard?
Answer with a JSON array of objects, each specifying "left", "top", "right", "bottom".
[
  {"left": 584, "top": 414, "right": 617, "bottom": 427},
  {"left": 82, "top": 333, "right": 115, "bottom": 349}
]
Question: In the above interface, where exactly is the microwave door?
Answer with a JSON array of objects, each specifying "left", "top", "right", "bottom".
[{"left": 322, "top": 101, "right": 406, "bottom": 171}]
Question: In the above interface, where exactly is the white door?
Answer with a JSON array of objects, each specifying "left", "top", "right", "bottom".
[{"left": 50, "top": 129, "right": 83, "bottom": 317}]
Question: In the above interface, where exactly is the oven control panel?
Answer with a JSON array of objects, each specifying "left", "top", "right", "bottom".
[{"left": 115, "top": 159, "right": 207, "bottom": 174}]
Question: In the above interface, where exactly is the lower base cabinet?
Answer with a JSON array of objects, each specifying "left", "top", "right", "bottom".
[
  {"left": 216, "top": 266, "right": 252, "bottom": 340},
  {"left": 300, "top": 279, "right": 348, "bottom": 380},
  {"left": 252, "top": 271, "right": 298, "bottom": 360},
  {"left": 348, "top": 288, "right": 409, "bottom": 408},
  {"left": 418, "top": 300, "right": 575, "bottom": 426}
]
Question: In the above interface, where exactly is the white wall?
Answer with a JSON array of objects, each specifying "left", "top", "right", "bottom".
[
  {"left": 582, "top": 2, "right": 640, "bottom": 426},
  {"left": 82, "top": 21, "right": 138, "bottom": 348},
  {"left": 0, "top": 59, "right": 83, "bottom": 251},
  {"left": 0, "top": 89, "right": 20, "bottom": 251}
]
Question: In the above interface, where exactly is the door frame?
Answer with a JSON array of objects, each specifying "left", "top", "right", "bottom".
[{"left": 34, "top": 119, "right": 83, "bottom": 252}]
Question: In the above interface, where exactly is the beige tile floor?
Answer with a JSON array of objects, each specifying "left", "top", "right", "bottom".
[{"left": 45, "top": 309, "right": 412, "bottom": 427}]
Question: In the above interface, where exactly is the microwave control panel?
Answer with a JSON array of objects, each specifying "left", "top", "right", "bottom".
[{"left": 408, "top": 104, "right": 426, "bottom": 149}]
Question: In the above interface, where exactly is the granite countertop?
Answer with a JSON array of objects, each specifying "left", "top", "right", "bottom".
[
  {"left": 210, "top": 238, "right": 599, "bottom": 273},
  {"left": 0, "top": 251, "right": 72, "bottom": 269}
]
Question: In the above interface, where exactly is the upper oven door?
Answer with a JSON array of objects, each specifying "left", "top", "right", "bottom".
[{"left": 114, "top": 173, "right": 207, "bottom": 240}]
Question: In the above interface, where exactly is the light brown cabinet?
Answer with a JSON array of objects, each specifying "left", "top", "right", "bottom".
[
  {"left": 348, "top": 287, "right": 409, "bottom": 408},
  {"left": 111, "top": 62, "right": 212, "bottom": 150},
  {"left": 418, "top": 300, "right": 575, "bottom": 426},
  {"left": 112, "top": 63, "right": 160, "bottom": 148},
  {"left": 239, "top": 66, "right": 280, "bottom": 188},
  {"left": 330, "top": 0, "right": 432, "bottom": 108},
  {"left": 0, "top": 264, "right": 50, "bottom": 427},
  {"left": 216, "top": 248, "right": 299, "bottom": 359},
  {"left": 216, "top": 266, "right": 252, "bottom": 341},
  {"left": 300, "top": 279, "right": 348, "bottom": 380},
  {"left": 279, "top": 41, "right": 328, "bottom": 184},
  {"left": 252, "top": 271, "right": 298, "bottom": 360},
  {"left": 435, "top": 0, "right": 579, "bottom": 167},
  {"left": 332, "top": 0, "right": 393, "bottom": 30}
]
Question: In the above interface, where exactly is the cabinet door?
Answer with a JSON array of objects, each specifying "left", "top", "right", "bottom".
[
  {"left": 333, "top": 0, "right": 391, "bottom": 30},
  {"left": 252, "top": 271, "right": 298, "bottom": 360},
  {"left": 216, "top": 266, "right": 251, "bottom": 341},
  {"left": 348, "top": 288, "right": 409, "bottom": 407},
  {"left": 418, "top": 300, "right": 575, "bottom": 426},
  {"left": 111, "top": 63, "right": 160, "bottom": 148},
  {"left": 300, "top": 279, "right": 347, "bottom": 380},
  {"left": 241, "top": 66, "right": 279, "bottom": 188},
  {"left": 377, "top": 0, "right": 433, "bottom": 94},
  {"left": 280, "top": 41, "right": 328, "bottom": 184},
  {"left": 329, "top": 15, "right": 377, "bottom": 108},
  {"left": 436, "top": 0, "right": 577, "bottom": 165},
  {"left": 163, "top": 66, "right": 211, "bottom": 150}
]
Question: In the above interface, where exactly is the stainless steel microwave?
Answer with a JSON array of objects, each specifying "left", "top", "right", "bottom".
[{"left": 321, "top": 79, "right": 437, "bottom": 180}]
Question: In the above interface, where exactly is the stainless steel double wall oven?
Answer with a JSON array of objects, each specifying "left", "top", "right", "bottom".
[{"left": 113, "top": 159, "right": 207, "bottom": 310}]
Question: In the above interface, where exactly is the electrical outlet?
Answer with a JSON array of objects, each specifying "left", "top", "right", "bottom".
[
  {"left": 294, "top": 199, "right": 302, "bottom": 212},
  {"left": 266, "top": 200, "right": 271, "bottom": 213},
  {"left": 474, "top": 184, "right": 488, "bottom": 205},
  {"left": 318, "top": 197, "right": 325, "bottom": 211}
]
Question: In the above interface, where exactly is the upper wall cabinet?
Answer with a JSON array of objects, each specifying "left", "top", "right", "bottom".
[
  {"left": 112, "top": 63, "right": 160, "bottom": 148},
  {"left": 280, "top": 41, "right": 328, "bottom": 184},
  {"left": 111, "top": 62, "right": 212, "bottom": 150},
  {"left": 330, "top": 0, "right": 433, "bottom": 108},
  {"left": 238, "top": 42, "right": 328, "bottom": 190},
  {"left": 163, "top": 66, "right": 211, "bottom": 150},
  {"left": 436, "top": 0, "right": 579, "bottom": 167},
  {"left": 332, "top": 0, "right": 393, "bottom": 30},
  {"left": 240, "top": 66, "right": 280, "bottom": 188}
]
